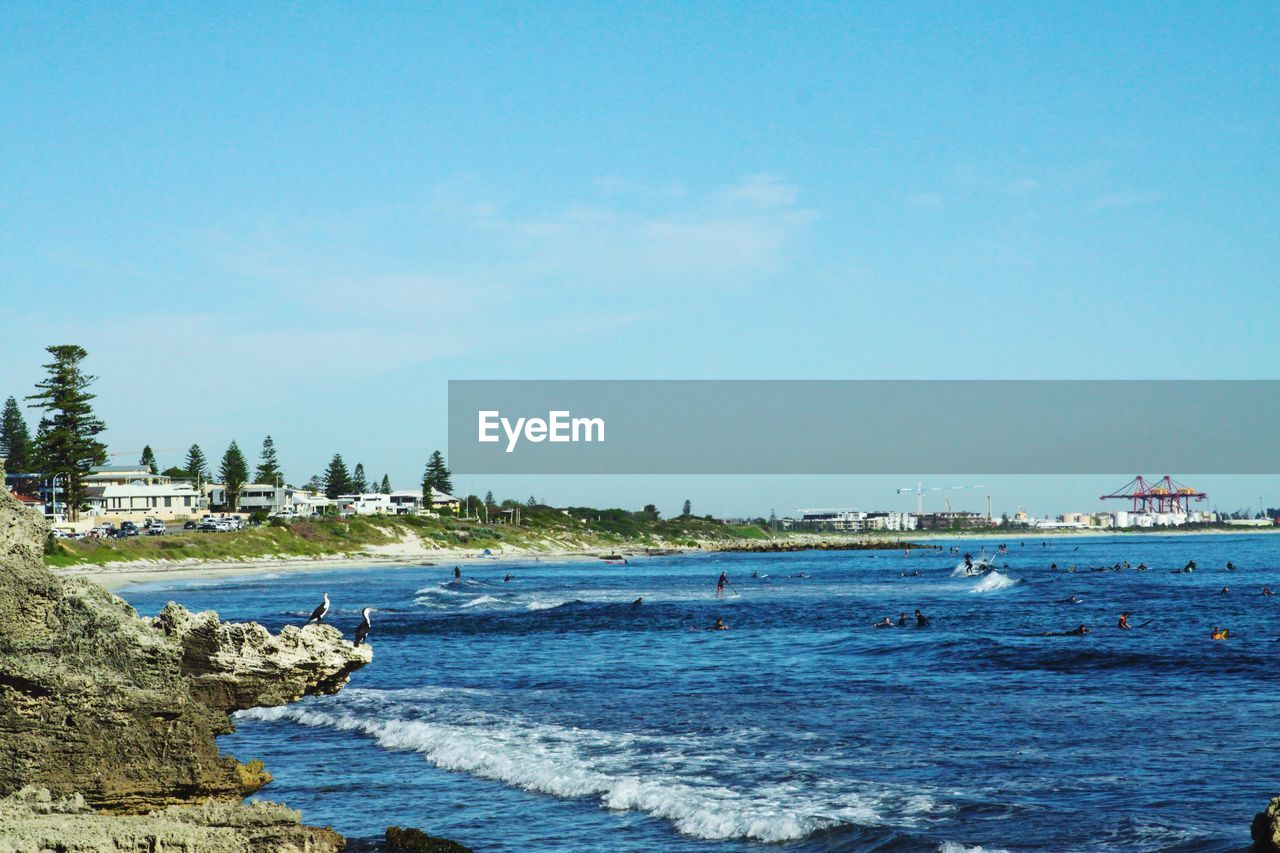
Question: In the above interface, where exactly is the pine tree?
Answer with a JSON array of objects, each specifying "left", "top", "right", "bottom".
[
  {"left": 184, "top": 444, "right": 210, "bottom": 484},
  {"left": 682, "top": 499, "right": 692, "bottom": 517},
  {"left": 25, "top": 345, "right": 108, "bottom": 520},
  {"left": 484, "top": 490, "right": 494, "bottom": 508},
  {"left": 255, "top": 435, "right": 282, "bottom": 485},
  {"left": 139, "top": 445, "right": 159, "bottom": 475},
  {"left": 305, "top": 474, "right": 324, "bottom": 493},
  {"left": 30, "top": 416, "right": 51, "bottom": 473},
  {"left": 423, "top": 450, "right": 453, "bottom": 495},
  {"left": 380, "top": 474, "right": 391, "bottom": 494},
  {"left": 218, "top": 440, "right": 250, "bottom": 510},
  {"left": 0, "top": 396, "right": 33, "bottom": 473},
  {"left": 323, "top": 454, "right": 351, "bottom": 499},
  {"left": 352, "top": 463, "right": 369, "bottom": 493}
]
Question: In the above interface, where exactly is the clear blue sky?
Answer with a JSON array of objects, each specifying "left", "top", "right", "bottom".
[{"left": 2, "top": 2, "right": 1276, "bottom": 516}]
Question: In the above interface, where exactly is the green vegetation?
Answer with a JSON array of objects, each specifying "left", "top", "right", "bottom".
[
  {"left": 422, "top": 450, "right": 452, "bottom": 496},
  {"left": 0, "top": 396, "right": 33, "bottom": 472},
  {"left": 44, "top": 509, "right": 783, "bottom": 568},
  {"left": 218, "top": 440, "right": 249, "bottom": 510},
  {"left": 254, "top": 435, "right": 282, "bottom": 485},
  {"left": 25, "top": 344, "right": 108, "bottom": 520},
  {"left": 323, "top": 453, "right": 351, "bottom": 498},
  {"left": 184, "top": 444, "right": 210, "bottom": 484}
]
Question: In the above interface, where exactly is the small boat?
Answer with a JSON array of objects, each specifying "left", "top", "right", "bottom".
[{"left": 601, "top": 554, "right": 628, "bottom": 565}]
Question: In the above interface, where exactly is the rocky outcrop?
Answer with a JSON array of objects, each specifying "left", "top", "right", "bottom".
[
  {"left": 0, "top": 461, "right": 371, "bottom": 850},
  {"left": 384, "top": 826, "right": 474, "bottom": 852},
  {"left": 1254, "top": 797, "right": 1280, "bottom": 850},
  {"left": 0, "top": 786, "right": 343, "bottom": 852}
]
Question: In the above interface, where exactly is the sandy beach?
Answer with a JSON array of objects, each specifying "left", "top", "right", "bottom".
[{"left": 55, "top": 524, "right": 1276, "bottom": 591}]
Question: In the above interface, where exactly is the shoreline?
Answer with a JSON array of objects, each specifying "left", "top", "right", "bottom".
[{"left": 55, "top": 525, "right": 1276, "bottom": 591}]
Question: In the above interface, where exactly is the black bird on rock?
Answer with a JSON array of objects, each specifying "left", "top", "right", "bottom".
[
  {"left": 354, "top": 607, "right": 373, "bottom": 646},
  {"left": 307, "top": 592, "right": 330, "bottom": 624}
]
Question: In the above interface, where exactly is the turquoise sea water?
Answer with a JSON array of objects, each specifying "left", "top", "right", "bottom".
[{"left": 119, "top": 534, "right": 1278, "bottom": 851}]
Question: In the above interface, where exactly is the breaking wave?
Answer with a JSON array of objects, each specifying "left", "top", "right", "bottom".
[{"left": 239, "top": 691, "right": 938, "bottom": 843}]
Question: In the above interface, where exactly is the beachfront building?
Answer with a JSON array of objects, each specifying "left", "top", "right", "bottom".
[
  {"left": 7, "top": 489, "right": 46, "bottom": 517},
  {"left": 914, "top": 511, "right": 992, "bottom": 530},
  {"left": 389, "top": 491, "right": 423, "bottom": 514},
  {"left": 83, "top": 466, "right": 174, "bottom": 488},
  {"left": 787, "top": 509, "right": 918, "bottom": 532},
  {"left": 337, "top": 493, "right": 393, "bottom": 516},
  {"left": 426, "top": 489, "right": 461, "bottom": 514},
  {"left": 86, "top": 481, "right": 206, "bottom": 521}
]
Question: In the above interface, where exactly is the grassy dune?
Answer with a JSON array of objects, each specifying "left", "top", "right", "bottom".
[{"left": 43, "top": 509, "right": 776, "bottom": 567}]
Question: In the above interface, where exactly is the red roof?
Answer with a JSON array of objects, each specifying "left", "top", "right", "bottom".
[{"left": 10, "top": 492, "right": 43, "bottom": 505}]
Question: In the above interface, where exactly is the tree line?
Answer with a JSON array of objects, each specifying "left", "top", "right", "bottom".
[{"left": 0, "top": 345, "right": 460, "bottom": 516}]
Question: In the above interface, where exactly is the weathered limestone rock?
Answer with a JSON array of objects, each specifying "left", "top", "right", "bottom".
[
  {"left": 0, "top": 786, "right": 342, "bottom": 852},
  {"left": 0, "top": 461, "right": 369, "bottom": 849},
  {"left": 1253, "top": 796, "right": 1280, "bottom": 850},
  {"left": 152, "top": 602, "right": 368, "bottom": 711}
]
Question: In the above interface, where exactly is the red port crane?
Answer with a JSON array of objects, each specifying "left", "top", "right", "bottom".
[{"left": 1100, "top": 475, "right": 1207, "bottom": 515}]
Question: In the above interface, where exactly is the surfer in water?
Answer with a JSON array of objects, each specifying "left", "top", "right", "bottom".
[
  {"left": 632, "top": 596, "right": 643, "bottom": 606},
  {"left": 897, "top": 612, "right": 908, "bottom": 626},
  {"left": 873, "top": 617, "right": 894, "bottom": 629},
  {"left": 914, "top": 609, "right": 929, "bottom": 628},
  {"left": 1210, "top": 626, "right": 1229, "bottom": 640},
  {"left": 1263, "top": 587, "right": 1274, "bottom": 597},
  {"left": 1117, "top": 612, "right": 1131, "bottom": 630},
  {"left": 716, "top": 571, "right": 732, "bottom": 597},
  {"left": 708, "top": 617, "right": 728, "bottom": 631},
  {"left": 454, "top": 566, "right": 461, "bottom": 580},
  {"left": 1067, "top": 624, "right": 1090, "bottom": 636},
  {"left": 963, "top": 553, "right": 974, "bottom": 574}
]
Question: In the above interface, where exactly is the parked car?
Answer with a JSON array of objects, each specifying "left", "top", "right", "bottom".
[
  {"left": 49, "top": 528, "right": 74, "bottom": 539},
  {"left": 118, "top": 521, "right": 140, "bottom": 537},
  {"left": 147, "top": 521, "right": 167, "bottom": 536},
  {"left": 198, "top": 520, "right": 219, "bottom": 531},
  {"left": 183, "top": 520, "right": 198, "bottom": 530}
]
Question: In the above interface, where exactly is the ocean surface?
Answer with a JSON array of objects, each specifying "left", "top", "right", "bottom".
[{"left": 118, "top": 534, "right": 1278, "bottom": 851}]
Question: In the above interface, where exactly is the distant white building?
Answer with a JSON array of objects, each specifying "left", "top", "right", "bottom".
[
  {"left": 237, "top": 484, "right": 291, "bottom": 514},
  {"left": 389, "top": 490, "right": 423, "bottom": 515},
  {"left": 790, "top": 509, "right": 917, "bottom": 532},
  {"left": 337, "top": 493, "right": 392, "bottom": 516},
  {"left": 87, "top": 482, "right": 205, "bottom": 520},
  {"left": 84, "top": 466, "right": 173, "bottom": 488}
]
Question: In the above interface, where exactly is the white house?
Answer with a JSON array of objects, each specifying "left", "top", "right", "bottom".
[
  {"left": 337, "top": 493, "right": 393, "bottom": 516},
  {"left": 389, "top": 490, "right": 423, "bottom": 514},
  {"left": 87, "top": 482, "right": 206, "bottom": 521}
]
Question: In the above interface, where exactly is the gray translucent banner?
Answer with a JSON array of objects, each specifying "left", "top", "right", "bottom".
[{"left": 448, "top": 380, "right": 1280, "bottom": 474}]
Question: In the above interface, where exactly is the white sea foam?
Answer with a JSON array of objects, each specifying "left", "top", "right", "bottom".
[
  {"left": 525, "top": 599, "right": 573, "bottom": 611},
  {"left": 969, "top": 572, "right": 1019, "bottom": 593},
  {"left": 239, "top": 693, "right": 934, "bottom": 843},
  {"left": 460, "top": 595, "right": 503, "bottom": 608}
]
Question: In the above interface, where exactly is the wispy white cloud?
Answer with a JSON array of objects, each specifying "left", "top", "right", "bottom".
[{"left": 173, "top": 175, "right": 814, "bottom": 373}]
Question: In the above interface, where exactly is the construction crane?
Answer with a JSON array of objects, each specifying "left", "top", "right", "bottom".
[
  {"left": 1100, "top": 475, "right": 1207, "bottom": 515},
  {"left": 897, "top": 482, "right": 986, "bottom": 514},
  {"left": 102, "top": 448, "right": 181, "bottom": 460}
]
